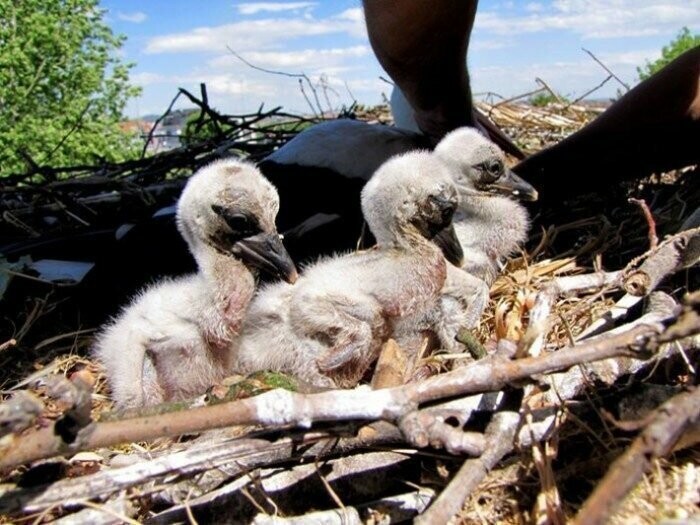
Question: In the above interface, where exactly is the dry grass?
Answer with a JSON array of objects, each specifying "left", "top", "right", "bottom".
[{"left": 612, "top": 456, "right": 700, "bottom": 524}]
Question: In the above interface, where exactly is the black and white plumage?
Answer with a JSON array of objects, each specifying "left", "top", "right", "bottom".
[
  {"left": 260, "top": 118, "right": 431, "bottom": 261},
  {"left": 93, "top": 159, "right": 297, "bottom": 409},
  {"left": 233, "top": 151, "right": 462, "bottom": 387}
]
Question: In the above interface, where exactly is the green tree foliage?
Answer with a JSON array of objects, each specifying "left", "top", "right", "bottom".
[
  {"left": 637, "top": 27, "right": 700, "bottom": 81},
  {"left": 528, "top": 92, "right": 570, "bottom": 107},
  {"left": 180, "top": 109, "right": 230, "bottom": 147},
  {"left": 0, "top": 0, "right": 142, "bottom": 177}
]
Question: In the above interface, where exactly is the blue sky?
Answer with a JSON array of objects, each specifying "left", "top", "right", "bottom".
[{"left": 101, "top": 1, "right": 700, "bottom": 118}]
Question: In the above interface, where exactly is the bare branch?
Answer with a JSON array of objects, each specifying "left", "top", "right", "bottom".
[
  {"left": 628, "top": 197, "right": 658, "bottom": 249},
  {"left": 0, "top": 391, "right": 43, "bottom": 438},
  {"left": 415, "top": 411, "right": 520, "bottom": 525},
  {"left": 582, "top": 48, "right": 630, "bottom": 91},
  {"left": 573, "top": 387, "right": 700, "bottom": 525},
  {"left": 519, "top": 270, "right": 622, "bottom": 357},
  {"left": 624, "top": 226, "right": 700, "bottom": 296},
  {"left": 0, "top": 339, "right": 17, "bottom": 352},
  {"left": 0, "top": 423, "right": 403, "bottom": 515},
  {"left": 371, "top": 339, "right": 408, "bottom": 389},
  {"left": 567, "top": 74, "right": 612, "bottom": 108},
  {"left": 226, "top": 47, "right": 324, "bottom": 116},
  {"left": 41, "top": 100, "right": 94, "bottom": 164},
  {"left": 140, "top": 90, "right": 182, "bottom": 158},
  {"left": 399, "top": 410, "right": 486, "bottom": 455},
  {"left": 0, "top": 319, "right": 674, "bottom": 470},
  {"left": 252, "top": 489, "right": 434, "bottom": 524},
  {"left": 535, "top": 77, "right": 566, "bottom": 104}
]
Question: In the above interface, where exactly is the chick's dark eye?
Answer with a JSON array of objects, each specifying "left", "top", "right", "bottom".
[
  {"left": 487, "top": 160, "right": 503, "bottom": 174},
  {"left": 211, "top": 205, "right": 259, "bottom": 236},
  {"left": 477, "top": 160, "right": 503, "bottom": 182},
  {"left": 224, "top": 214, "right": 253, "bottom": 232}
]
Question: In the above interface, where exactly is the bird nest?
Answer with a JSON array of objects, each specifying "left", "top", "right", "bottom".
[{"left": 0, "top": 93, "right": 698, "bottom": 524}]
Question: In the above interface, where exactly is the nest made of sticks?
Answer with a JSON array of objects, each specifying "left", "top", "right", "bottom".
[{"left": 0, "top": 88, "right": 698, "bottom": 525}]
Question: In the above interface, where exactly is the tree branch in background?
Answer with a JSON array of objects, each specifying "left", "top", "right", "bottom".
[
  {"left": 140, "top": 90, "right": 182, "bottom": 159},
  {"left": 582, "top": 47, "right": 630, "bottom": 91},
  {"left": 226, "top": 47, "right": 325, "bottom": 116}
]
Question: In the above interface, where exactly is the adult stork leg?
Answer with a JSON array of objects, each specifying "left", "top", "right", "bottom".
[{"left": 363, "top": 0, "right": 477, "bottom": 141}]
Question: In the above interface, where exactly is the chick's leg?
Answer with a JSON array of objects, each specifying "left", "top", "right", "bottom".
[{"left": 435, "top": 266, "right": 489, "bottom": 352}]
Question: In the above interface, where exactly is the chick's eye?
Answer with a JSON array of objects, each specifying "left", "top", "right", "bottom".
[
  {"left": 477, "top": 160, "right": 503, "bottom": 182},
  {"left": 211, "top": 205, "right": 259, "bottom": 235},
  {"left": 487, "top": 160, "right": 503, "bottom": 174},
  {"left": 224, "top": 214, "right": 253, "bottom": 232}
]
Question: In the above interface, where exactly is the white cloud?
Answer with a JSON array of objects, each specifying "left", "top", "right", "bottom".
[
  {"left": 470, "top": 38, "right": 513, "bottom": 51},
  {"left": 130, "top": 72, "right": 167, "bottom": 86},
  {"left": 236, "top": 2, "right": 316, "bottom": 15},
  {"left": 334, "top": 8, "right": 367, "bottom": 38},
  {"left": 195, "top": 74, "right": 276, "bottom": 97},
  {"left": 598, "top": 49, "right": 660, "bottom": 66},
  {"left": 525, "top": 2, "right": 544, "bottom": 12},
  {"left": 145, "top": 17, "right": 360, "bottom": 54},
  {"left": 477, "top": 0, "right": 700, "bottom": 39},
  {"left": 208, "top": 45, "right": 370, "bottom": 70},
  {"left": 472, "top": 47, "right": 662, "bottom": 99},
  {"left": 117, "top": 11, "right": 147, "bottom": 23},
  {"left": 335, "top": 7, "right": 363, "bottom": 23}
]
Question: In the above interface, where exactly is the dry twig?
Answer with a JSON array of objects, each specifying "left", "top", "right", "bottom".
[
  {"left": 415, "top": 410, "right": 520, "bottom": 525},
  {"left": 623, "top": 226, "right": 700, "bottom": 296},
  {"left": 0, "top": 320, "right": 672, "bottom": 470},
  {"left": 628, "top": 198, "right": 658, "bottom": 249},
  {"left": 574, "top": 387, "right": 700, "bottom": 525}
]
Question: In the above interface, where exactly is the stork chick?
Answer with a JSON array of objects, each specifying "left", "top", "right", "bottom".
[
  {"left": 436, "top": 127, "right": 537, "bottom": 284},
  {"left": 234, "top": 152, "right": 462, "bottom": 387},
  {"left": 93, "top": 159, "right": 297, "bottom": 409},
  {"left": 422, "top": 128, "right": 538, "bottom": 351}
]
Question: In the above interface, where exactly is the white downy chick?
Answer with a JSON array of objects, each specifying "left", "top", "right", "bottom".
[
  {"left": 234, "top": 151, "right": 462, "bottom": 387},
  {"left": 406, "top": 128, "right": 538, "bottom": 352},
  {"left": 93, "top": 159, "right": 297, "bottom": 409},
  {"left": 435, "top": 127, "right": 537, "bottom": 284}
]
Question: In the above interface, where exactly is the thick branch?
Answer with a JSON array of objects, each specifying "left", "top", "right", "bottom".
[
  {"left": 153, "top": 451, "right": 412, "bottom": 523},
  {"left": 573, "top": 387, "right": 700, "bottom": 525},
  {"left": 415, "top": 411, "right": 520, "bottom": 525},
  {"left": 519, "top": 271, "right": 622, "bottom": 357},
  {"left": 623, "top": 226, "right": 700, "bottom": 296},
  {"left": 251, "top": 489, "right": 434, "bottom": 525},
  {"left": 535, "top": 291, "right": 680, "bottom": 405},
  {"left": 0, "top": 322, "right": 671, "bottom": 469},
  {"left": 0, "top": 423, "right": 402, "bottom": 515}
]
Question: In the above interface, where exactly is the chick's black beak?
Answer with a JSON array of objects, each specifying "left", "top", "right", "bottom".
[
  {"left": 232, "top": 232, "right": 298, "bottom": 284},
  {"left": 433, "top": 224, "right": 464, "bottom": 267},
  {"left": 492, "top": 169, "right": 538, "bottom": 201}
]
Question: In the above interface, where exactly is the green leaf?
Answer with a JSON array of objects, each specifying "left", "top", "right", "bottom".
[
  {"left": 0, "top": 0, "right": 142, "bottom": 177},
  {"left": 637, "top": 27, "right": 700, "bottom": 82}
]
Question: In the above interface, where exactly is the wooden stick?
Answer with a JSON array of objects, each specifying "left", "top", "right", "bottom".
[
  {"left": 0, "top": 314, "right": 684, "bottom": 471},
  {"left": 415, "top": 411, "right": 520, "bottom": 525},
  {"left": 519, "top": 270, "right": 622, "bottom": 357},
  {"left": 573, "top": 387, "right": 700, "bottom": 525},
  {"left": 251, "top": 489, "right": 434, "bottom": 525},
  {"left": 371, "top": 339, "right": 408, "bottom": 389},
  {"left": 628, "top": 198, "right": 658, "bottom": 250},
  {"left": 623, "top": 226, "right": 700, "bottom": 297},
  {"left": 0, "top": 423, "right": 402, "bottom": 515}
]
